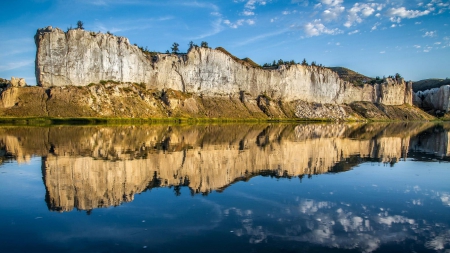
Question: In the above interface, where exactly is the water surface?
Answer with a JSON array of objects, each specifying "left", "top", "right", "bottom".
[{"left": 0, "top": 123, "right": 449, "bottom": 252}]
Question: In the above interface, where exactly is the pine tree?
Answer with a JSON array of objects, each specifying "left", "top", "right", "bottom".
[
  {"left": 201, "top": 41, "right": 209, "bottom": 48},
  {"left": 77, "top": 21, "right": 84, "bottom": 30},
  {"left": 171, "top": 42, "right": 180, "bottom": 54}
]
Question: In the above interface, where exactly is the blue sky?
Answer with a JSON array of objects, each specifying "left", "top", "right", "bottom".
[{"left": 0, "top": 0, "right": 449, "bottom": 84}]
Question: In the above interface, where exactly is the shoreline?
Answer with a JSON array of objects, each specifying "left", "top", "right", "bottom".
[{"left": 0, "top": 116, "right": 445, "bottom": 126}]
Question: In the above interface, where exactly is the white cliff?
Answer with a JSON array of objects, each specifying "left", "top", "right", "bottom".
[
  {"left": 35, "top": 27, "right": 412, "bottom": 106},
  {"left": 414, "top": 85, "right": 450, "bottom": 113}
]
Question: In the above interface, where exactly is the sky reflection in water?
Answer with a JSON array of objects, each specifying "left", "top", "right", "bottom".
[{"left": 0, "top": 123, "right": 449, "bottom": 253}]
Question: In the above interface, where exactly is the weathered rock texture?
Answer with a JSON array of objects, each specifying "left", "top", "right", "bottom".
[
  {"left": 9, "top": 77, "right": 27, "bottom": 87},
  {"left": 0, "top": 77, "right": 26, "bottom": 93},
  {"left": 0, "top": 123, "right": 444, "bottom": 211},
  {"left": 0, "top": 84, "right": 434, "bottom": 121},
  {"left": 413, "top": 85, "right": 450, "bottom": 113},
  {"left": 35, "top": 27, "right": 412, "bottom": 106}
]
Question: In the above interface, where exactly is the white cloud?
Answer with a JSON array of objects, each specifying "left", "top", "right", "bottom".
[
  {"left": 413, "top": 45, "right": 421, "bottom": 48},
  {"left": 244, "top": 0, "right": 268, "bottom": 10},
  {"left": 320, "top": 0, "right": 343, "bottom": 7},
  {"left": 322, "top": 6, "right": 345, "bottom": 21},
  {"left": 391, "top": 24, "right": 397, "bottom": 28},
  {"left": 371, "top": 22, "right": 381, "bottom": 31},
  {"left": 386, "top": 7, "right": 431, "bottom": 23},
  {"left": 233, "top": 0, "right": 269, "bottom": 21},
  {"left": 303, "top": 19, "right": 343, "bottom": 37},
  {"left": 344, "top": 3, "right": 384, "bottom": 28},
  {"left": 423, "top": 46, "right": 432, "bottom": 52},
  {"left": 380, "top": 51, "right": 385, "bottom": 54},
  {"left": 223, "top": 19, "right": 255, "bottom": 28},
  {"left": 348, "top": 30, "right": 359, "bottom": 35},
  {"left": 415, "top": 21, "right": 422, "bottom": 24},
  {"left": 423, "top": 31, "right": 437, "bottom": 37},
  {"left": 282, "top": 11, "right": 291, "bottom": 15}
]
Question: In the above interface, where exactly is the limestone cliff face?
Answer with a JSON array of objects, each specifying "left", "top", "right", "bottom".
[
  {"left": 413, "top": 85, "right": 450, "bottom": 112},
  {"left": 35, "top": 27, "right": 412, "bottom": 106}
]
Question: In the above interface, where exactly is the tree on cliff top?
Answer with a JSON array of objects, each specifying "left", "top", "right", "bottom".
[
  {"left": 171, "top": 42, "right": 179, "bottom": 54},
  {"left": 201, "top": 41, "right": 209, "bottom": 48},
  {"left": 188, "top": 41, "right": 194, "bottom": 49},
  {"left": 77, "top": 21, "right": 84, "bottom": 30}
]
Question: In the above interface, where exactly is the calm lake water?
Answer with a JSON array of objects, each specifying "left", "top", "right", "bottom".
[{"left": 0, "top": 123, "right": 449, "bottom": 253}]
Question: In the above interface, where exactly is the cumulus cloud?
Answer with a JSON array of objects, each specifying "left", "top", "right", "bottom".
[
  {"left": 232, "top": 0, "right": 270, "bottom": 23},
  {"left": 322, "top": 5, "right": 345, "bottom": 21},
  {"left": 224, "top": 19, "right": 255, "bottom": 28},
  {"left": 303, "top": 19, "right": 343, "bottom": 37},
  {"left": 243, "top": 0, "right": 268, "bottom": 10},
  {"left": 320, "top": 0, "right": 343, "bottom": 7},
  {"left": 314, "top": 0, "right": 345, "bottom": 22},
  {"left": 345, "top": 3, "right": 384, "bottom": 27},
  {"left": 386, "top": 7, "right": 430, "bottom": 23},
  {"left": 423, "top": 31, "right": 437, "bottom": 37}
]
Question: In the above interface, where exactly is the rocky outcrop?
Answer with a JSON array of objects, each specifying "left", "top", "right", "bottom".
[
  {"left": 0, "top": 77, "right": 26, "bottom": 93},
  {"left": 413, "top": 85, "right": 450, "bottom": 113},
  {"left": 35, "top": 27, "right": 412, "bottom": 106},
  {"left": 9, "top": 77, "right": 27, "bottom": 87}
]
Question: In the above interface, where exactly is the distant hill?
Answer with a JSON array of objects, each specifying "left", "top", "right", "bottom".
[
  {"left": 327, "top": 67, "right": 373, "bottom": 86},
  {"left": 215, "top": 47, "right": 261, "bottom": 68},
  {"left": 412, "top": 79, "right": 450, "bottom": 92}
]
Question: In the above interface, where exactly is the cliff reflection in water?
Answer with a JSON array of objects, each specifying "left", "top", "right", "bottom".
[{"left": 0, "top": 123, "right": 448, "bottom": 212}]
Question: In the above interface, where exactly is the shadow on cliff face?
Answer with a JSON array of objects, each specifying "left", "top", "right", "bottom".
[{"left": 0, "top": 122, "right": 448, "bottom": 212}]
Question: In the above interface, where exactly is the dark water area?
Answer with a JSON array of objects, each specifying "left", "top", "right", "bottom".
[{"left": 0, "top": 123, "right": 449, "bottom": 253}]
